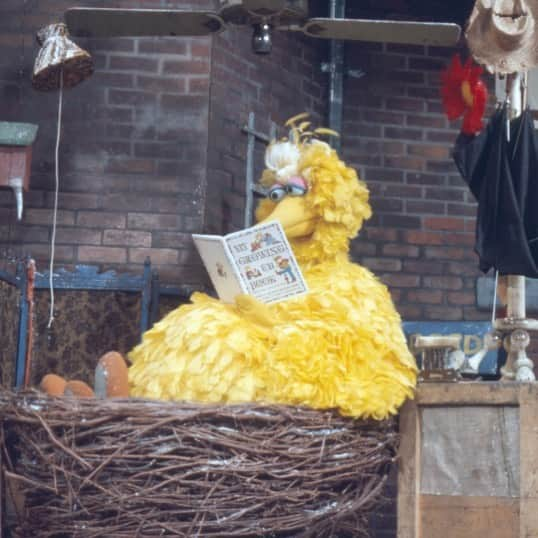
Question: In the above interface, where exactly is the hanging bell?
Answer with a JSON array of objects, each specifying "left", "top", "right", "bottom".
[{"left": 32, "top": 22, "right": 93, "bottom": 91}]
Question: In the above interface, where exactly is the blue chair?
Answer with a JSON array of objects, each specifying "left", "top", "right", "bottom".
[{"left": 1, "top": 258, "right": 155, "bottom": 389}]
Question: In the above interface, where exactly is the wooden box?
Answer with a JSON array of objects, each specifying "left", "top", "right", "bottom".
[
  {"left": 398, "top": 383, "right": 538, "bottom": 538},
  {"left": 0, "top": 145, "right": 32, "bottom": 191}
]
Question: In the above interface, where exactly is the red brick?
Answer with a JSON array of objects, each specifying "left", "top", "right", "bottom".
[
  {"left": 365, "top": 228, "right": 399, "bottom": 242},
  {"left": 427, "top": 130, "right": 460, "bottom": 143},
  {"left": 384, "top": 155, "right": 424, "bottom": 171},
  {"left": 136, "top": 75, "right": 186, "bottom": 93},
  {"left": 463, "top": 308, "right": 491, "bottom": 321},
  {"left": 447, "top": 202, "right": 477, "bottom": 217},
  {"left": 106, "top": 158, "right": 155, "bottom": 175},
  {"left": 363, "top": 257, "right": 402, "bottom": 272},
  {"left": 129, "top": 247, "right": 178, "bottom": 265},
  {"left": 191, "top": 39, "right": 211, "bottom": 58},
  {"left": 447, "top": 291, "right": 475, "bottom": 306},
  {"left": 442, "top": 233, "right": 475, "bottom": 247},
  {"left": 423, "top": 305, "right": 463, "bottom": 321},
  {"left": 372, "top": 198, "right": 403, "bottom": 213},
  {"left": 10, "top": 226, "right": 49, "bottom": 243},
  {"left": 407, "top": 200, "right": 445, "bottom": 215},
  {"left": 103, "top": 229, "right": 151, "bottom": 247},
  {"left": 152, "top": 231, "right": 192, "bottom": 249},
  {"left": 384, "top": 126, "right": 423, "bottom": 140},
  {"left": 398, "top": 304, "right": 423, "bottom": 319},
  {"left": 426, "top": 160, "right": 458, "bottom": 175},
  {"left": 108, "top": 89, "right": 156, "bottom": 106},
  {"left": 109, "top": 55, "right": 159, "bottom": 72},
  {"left": 446, "top": 262, "right": 481, "bottom": 277},
  {"left": 424, "top": 246, "right": 467, "bottom": 260},
  {"left": 406, "top": 115, "right": 446, "bottom": 129},
  {"left": 24, "top": 208, "right": 75, "bottom": 226},
  {"left": 78, "top": 246, "right": 127, "bottom": 264},
  {"left": 386, "top": 97, "right": 425, "bottom": 113},
  {"left": 407, "top": 144, "right": 449, "bottom": 160},
  {"left": 465, "top": 219, "right": 477, "bottom": 233},
  {"left": 128, "top": 213, "right": 180, "bottom": 230},
  {"left": 381, "top": 273, "right": 421, "bottom": 288},
  {"left": 424, "top": 217, "right": 465, "bottom": 231},
  {"left": 407, "top": 289, "right": 443, "bottom": 304},
  {"left": 55, "top": 228, "right": 101, "bottom": 245},
  {"left": 403, "top": 230, "right": 443, "bottom": 245},
  {"left": 363, "top": 110, "right": 405, "bottom": 125},
  {"left": 21, "top": 244, "right": 74, "bottom": 263},
  {"left": 382, "top": 215, "right": 421, "bottom": 228},
  {"left": 77, "top": 212, "right": 126, "bottom": 229},
  {"left": 425, "top": 187, "right": 465, "bottom": 201},
  {"left": 46, "top": 193, "right": 100, "bottom": 210},
  {"left": 92, "top": 72, "right": 134, "bottom": 88},
  {"left": 352, "top": 242, "right": 377, "bottom": 256},
  {"left": 138, "top": 39, "right": 188, "bottom": 55},
  {"left": 103, "top": 194, "right": 152, "bottom": 212},
  {"left": 382, "top": 244, "right": 419, "bottom": 258},
  {"left": 403, "top": 259, "right": 445, "bottom": 275},
  {"left": 424, "top": 276, "right": 463, "bottom": 290}
]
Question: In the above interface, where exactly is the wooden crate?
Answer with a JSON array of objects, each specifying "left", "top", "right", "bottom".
[{"left": 398, "top": 382, "right": 538, "bottom": 538}]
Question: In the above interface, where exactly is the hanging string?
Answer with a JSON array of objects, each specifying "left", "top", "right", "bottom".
[
  {"left": 47, "top": 68, "right": 63, "bottom": 329},
  {"left": 491, "top": 270, "right": 499, "bottom": 326}
]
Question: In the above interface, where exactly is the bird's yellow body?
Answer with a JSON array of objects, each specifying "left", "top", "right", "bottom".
[{"left": 129, "top": 137, "right": 417, "bottom": 419}]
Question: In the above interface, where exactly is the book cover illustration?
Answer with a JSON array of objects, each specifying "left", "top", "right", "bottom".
[{"left": 193, "top": 221, "right": 308, "bottom": 304}]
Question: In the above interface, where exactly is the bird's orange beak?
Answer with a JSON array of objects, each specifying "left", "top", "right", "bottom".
[{"left": 259, "top": 196, "right": 316, "bottom": 238}]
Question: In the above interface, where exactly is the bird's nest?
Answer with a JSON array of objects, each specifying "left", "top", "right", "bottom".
[{"left": 0, "top": 390, "right": 398, "bottom": 537}]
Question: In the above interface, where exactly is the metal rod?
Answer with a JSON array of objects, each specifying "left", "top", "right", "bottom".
[
  {"left": 23, "top": 258, "right": 35, "bottom": 388},
  {"left": 328, "top": 0, "right": 345, "bottom": 150},
  {"left": 507, "top": 74, "right": 525, "bottom": 320},
  {"left": 244, "top": 112, "right": 256, "bottom": 228}
]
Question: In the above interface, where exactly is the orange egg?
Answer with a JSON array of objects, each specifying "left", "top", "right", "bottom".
[
  {"left": 95, "top": 351, "right": 129, "bottom": 399},
  {"left": 64, "top": 380, "right": 95, "bottom": 398},
  {"left": 40, "top": 374, "right": 67, "bottom": 397}
]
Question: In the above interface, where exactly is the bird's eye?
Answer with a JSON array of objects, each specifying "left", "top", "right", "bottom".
[
  {"left": 268, "top": 185, "right": 287, "bottom": 202},
  {"left": 286, "top": 184, "right": 307, "bottom": 196}
]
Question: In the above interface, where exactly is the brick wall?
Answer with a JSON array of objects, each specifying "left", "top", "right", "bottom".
[
  {"left": 0, "top": 0, "right": 330, "bottom": 289},
  {"left": 205, "top": 26, "right": 327, "bottom": 234},
  {"left": 1, "top": 0, "right": 213, "bottom": 284},
  {"left": 342, "top": 42, "right": 489, "bottom": 322}
]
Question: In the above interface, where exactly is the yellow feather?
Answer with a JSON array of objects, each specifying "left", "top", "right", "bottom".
[
  {"left": 313, "top": 127, "right": 340, "bottom": 137},
  {"left": 285, "top": 112, "right": 310, "bottom": 126}
]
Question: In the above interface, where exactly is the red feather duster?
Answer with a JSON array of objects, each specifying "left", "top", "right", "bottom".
[{"left": 441, "top": 54, "right": 488, "bottom": 136}]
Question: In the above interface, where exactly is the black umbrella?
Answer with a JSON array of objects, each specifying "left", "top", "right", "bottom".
[{"left": 453, "top": 103, "right": 538, "bottom": 278}]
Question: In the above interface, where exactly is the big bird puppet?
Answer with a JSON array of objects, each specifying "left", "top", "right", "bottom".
[
  {"left": 127, "top": 115, "right": 417, "bottom": 419},
  {"left": 41, "top": 115, "right": 417, "bottom": 419}
]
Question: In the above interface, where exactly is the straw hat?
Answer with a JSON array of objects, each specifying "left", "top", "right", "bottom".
[{"left": 466, "top": 0, "right": 538, "bottom": 74}]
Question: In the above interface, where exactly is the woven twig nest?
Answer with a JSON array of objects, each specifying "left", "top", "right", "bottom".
[{"left": 0, "top": 391, "right": 398, "bottom": 537}]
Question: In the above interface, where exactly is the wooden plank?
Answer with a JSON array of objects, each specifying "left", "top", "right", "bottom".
[
  {"left": 415, "top": 382, "right": 520, "bottom": 406},
  {"left": 420, "top": 495, "right": 519, "bottom": 538},
  {"left": 397, "top": 400, "right": 420, "bottom": 538},
  {"left": 519, "top": 384, "right": 538, "bottom": 537},
  {"left": 420, "top": 406, "right": 519, "bottom": 497}
]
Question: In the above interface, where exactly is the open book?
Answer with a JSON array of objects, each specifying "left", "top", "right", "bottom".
[{"left": 193, "top": 221, "right": 308, "bottom": 304}]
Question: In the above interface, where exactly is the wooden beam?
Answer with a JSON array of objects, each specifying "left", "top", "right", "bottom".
[
  {"left": 415, "top": 382, "right": 519, "bottom": 406},
  {"left": 398, "top": 400, "right": 420, "bottom": 538}
]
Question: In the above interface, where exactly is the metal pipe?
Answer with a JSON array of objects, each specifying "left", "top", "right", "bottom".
[
  {"left": 8, "top": 177, "right": 24, "bottom": 220},
  {"left": 507, "top": 74, "right": 525, "bottom": 320},
  {"left": 328, "top": 0, "right": 345, "bottom": 151}
]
